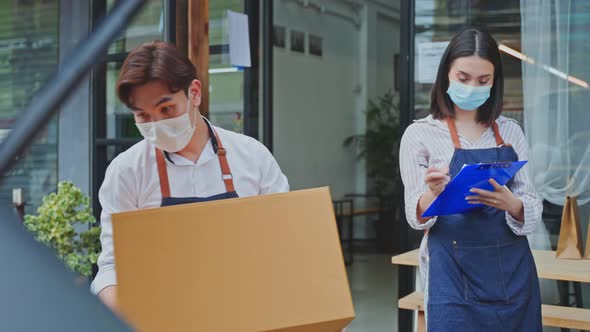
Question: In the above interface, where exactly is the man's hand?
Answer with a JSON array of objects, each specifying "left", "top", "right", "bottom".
[{"left": 98, "top": 285, "right": 120, "bottom": 315}]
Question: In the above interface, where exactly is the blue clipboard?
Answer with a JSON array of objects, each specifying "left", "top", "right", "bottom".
[{"left": 421, "top": 161, "right": 528, "bottom": 218}]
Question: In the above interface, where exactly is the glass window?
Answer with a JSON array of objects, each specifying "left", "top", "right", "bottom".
[
  {"left": 107, "top": 0, "right": 164, "bottom": 54},
  {"left": 99, "top": 0, "right": 164, "bottom": 142},
  {"left": 105, "top": 62, "right": 141, "bottom": 139},
  {"left": 413, "top": 0, "right": 522, "bottom": 121},
  {"left": 0, "top": 0, "right": 59, "bottom": 213},
  {"left": 208, "top": 0, "right": 247, "bottom": 133},
  {"left": 102, "top": 0, "right": 164, "bottom": 140}
]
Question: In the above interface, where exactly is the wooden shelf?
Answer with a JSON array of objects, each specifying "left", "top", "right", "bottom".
[
  {"left": 392, "top": 249, "right": 590, "bottom": 283},
  {"left": 398, "top": 291, "right": 425, "bottom": 311},
  {"left": 398, "top": 292, "right": 590, "bottom": 330},
  {"left": 543, "top": 303, "right": 590, "bottom": 331},
  {"left": 391, "top": 249, "right": 419, "bottom": 266},
  {"left": 532, "top": 250, "right": 590, "bottom": 283}
]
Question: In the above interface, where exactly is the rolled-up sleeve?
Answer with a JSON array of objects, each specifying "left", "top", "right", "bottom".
[
  {"left": 90, "top": 159, "right": 138, "bottom": 295},
  {"left": 504, "top": 123, "right": 543, "bottom": 236},
  {"left": 399, "top": 124, "right": 437, "bottom": 230}
]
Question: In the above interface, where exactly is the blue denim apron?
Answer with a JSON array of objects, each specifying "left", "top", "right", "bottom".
[
  {"left": 155, "top": 121, "right": 239, "bottom": 207},
  {"left": 426, "top": 120, "right": 542, "bottom": 331}
]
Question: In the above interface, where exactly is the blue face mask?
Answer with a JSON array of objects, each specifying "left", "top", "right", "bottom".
[{"left": 446, "top": 80, "right": 492, "bottom": 111}]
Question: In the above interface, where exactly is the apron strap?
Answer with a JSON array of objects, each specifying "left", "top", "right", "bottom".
[
  {"left": 155, "top": 127, "right": 236, "bottom": 197},
  {"left": 447, "top": 119, "right": 509, "bottom": 148},
  {"left": 212, "top": 128, "right": 236, "bottom": 193},
  {"left": 155, "top": 148, "right": 171, "bottom": 198},
  {"left": 491, "top": 122, "right": 510, "bottom": 146},
  {"left": 447, "top": 119, "right": 462, "bottom": 149}
]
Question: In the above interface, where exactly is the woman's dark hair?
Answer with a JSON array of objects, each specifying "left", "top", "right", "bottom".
[
  {"left": 116, "top": 41, "right": 198, "bottom": 108},
  {"left": 430, "top": 28, "right": 504, "bottom": 125}
]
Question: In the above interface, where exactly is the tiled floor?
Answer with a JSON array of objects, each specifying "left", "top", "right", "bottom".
[{"left": 345, "top": 254, "right": 398, "bottom": 332}]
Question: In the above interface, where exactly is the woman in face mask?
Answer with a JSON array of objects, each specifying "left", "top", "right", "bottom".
[
  {"left": 399, "top": 29, "right": 542, "bottom": 331},
  {"left": 91, "top": 41, "right": 289, "bottom": 313}
]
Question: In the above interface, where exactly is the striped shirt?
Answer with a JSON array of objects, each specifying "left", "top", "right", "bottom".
[{"left": 399, "top": 114, "right": 542, "bottom": 287}]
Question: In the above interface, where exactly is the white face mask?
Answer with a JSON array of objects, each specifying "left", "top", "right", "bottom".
[{"left": 135, "top": 96, "right": 197, "bottom": 152}]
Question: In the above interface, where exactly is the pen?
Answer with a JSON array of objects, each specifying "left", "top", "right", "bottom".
[{"left": 419, "top": 163, "right": 451, "bottom": 177}]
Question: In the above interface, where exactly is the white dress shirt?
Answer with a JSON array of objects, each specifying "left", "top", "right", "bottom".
[
  {"left": 91, "top": 124, "right": 289, "bottom": 295},
  {"left": 399, "top": 115, "right": 542, "bottom": 292}
]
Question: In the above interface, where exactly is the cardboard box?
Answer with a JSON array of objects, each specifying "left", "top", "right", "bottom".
[{"left": 112, "top": 187, "right": 355, "bottom": 331}]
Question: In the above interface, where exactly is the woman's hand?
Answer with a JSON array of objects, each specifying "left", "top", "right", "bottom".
[
  {"left": 466, "top": 179, "right": 524, "bottom": 221},
  {"left": 417, "top": 166, "right": 451, "bottom": 223},
  {"left": 424, "top": 166, "right": 450, "bottom": 197}
]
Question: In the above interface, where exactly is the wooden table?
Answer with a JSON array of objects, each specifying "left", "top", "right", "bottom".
[
  {"left": 392, "top": 249, "right": 590, "bottom": 283},
  {"left": 392, "top": 249, "right": 590, "bottom": 330}
]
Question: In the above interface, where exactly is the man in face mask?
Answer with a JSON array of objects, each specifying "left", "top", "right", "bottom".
[{"left": 91, "top": 41, "right": 289, "bottom": 312}]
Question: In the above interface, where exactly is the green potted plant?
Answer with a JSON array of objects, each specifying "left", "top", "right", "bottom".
[
  {"left": 23, "top": 181, "right": 101, "bottom": 278},
  {"left": 344, "top": 90, "right": 402, "bottom": 253}
]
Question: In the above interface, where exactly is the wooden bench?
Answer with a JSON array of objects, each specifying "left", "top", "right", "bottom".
[
  {"left": 398, "top": 292, "right": 590, "bottom": 330},
  {"left": 392, "top": 249, "right": 590, "bottom": 330}
]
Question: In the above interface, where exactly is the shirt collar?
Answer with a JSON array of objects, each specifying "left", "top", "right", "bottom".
[
  {"left": 164, "top": 117, "right": 219, "bottom": 166},
  {"left": 414, "top": 114, "right": 508, "bottom": 130}
]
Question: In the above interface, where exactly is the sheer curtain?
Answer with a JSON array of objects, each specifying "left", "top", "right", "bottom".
[{"left": 521, "top": 0, "right": 590, "bottom": 206}]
